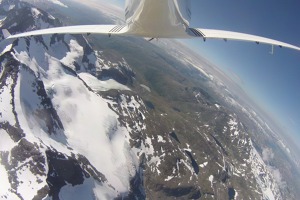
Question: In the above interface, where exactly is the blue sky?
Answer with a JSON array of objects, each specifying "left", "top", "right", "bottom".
[
  {"left": 111, "top": 0, "right": 300, "bottom": 146},
  {"left": 184, "top": 0, "right": 300, "bottom": 146}
]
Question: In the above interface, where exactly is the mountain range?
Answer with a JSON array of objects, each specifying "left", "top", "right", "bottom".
[{"left": 0, "top": 0, "right": 299, "bottom": 199}]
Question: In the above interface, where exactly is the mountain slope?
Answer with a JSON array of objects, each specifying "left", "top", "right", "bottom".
[
  {"left": 0, "top": 1, "right": 145, "bottom": 199},
  {"left": 1, "top": 0, "right": 297, "bottom": 199}
]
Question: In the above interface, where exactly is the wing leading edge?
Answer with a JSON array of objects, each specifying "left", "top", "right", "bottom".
[
  {"left": 2, "top": 25, "right": 300, "bottom": 52},
  {"left": 2, "top": 25, "right": 128, "bottom": 39},
  {"left": 189, "top": 28, "right": 300, "bottom": 51}
]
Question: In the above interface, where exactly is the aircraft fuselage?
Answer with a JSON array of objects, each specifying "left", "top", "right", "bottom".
[{"left": 125, "top": 0, "right": 192, "bottom": 38}]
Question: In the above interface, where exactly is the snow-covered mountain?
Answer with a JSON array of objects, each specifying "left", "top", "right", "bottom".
[
  {"left": 0, "top": 1, "right": 144, "bottom": 199},
  {"left": 1, "top": 0, "right": 298, "bottom": 199}
]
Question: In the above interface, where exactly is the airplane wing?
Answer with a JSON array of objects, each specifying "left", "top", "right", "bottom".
[
  {"left": 3, "top": 25, "right": 300, "bottom": 52},
  {"left": 2, "top": 25, "right": 128, "bottom": 39},
  {"left": 189, "top": 28, "right": 300, "bottom": 51}
]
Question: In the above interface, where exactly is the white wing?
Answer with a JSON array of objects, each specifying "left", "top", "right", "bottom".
[
  {"left": 3, "top": 25, "right": 300, "bottom": 52},
  {"left": 189, "top": 28, "right": 300, "bottom": 51},
  {"left": 3, "top": 25, "right": 128, "bottom": 39}
]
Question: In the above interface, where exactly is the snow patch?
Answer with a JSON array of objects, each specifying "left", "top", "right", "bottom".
[
  {"left": 0, "top": 44, "right": 12, "bottom": 56},
  {"left": 79, "top": 72, "right": 130, "bottom": 92},
  {"left": 199, "top": 162, "right": 208, "bottom": 168},
  {"left": 8, "top": 22, "right": 17, "bottom": 29},
  {"left": 12, "top": 41, "right": 138, "bottom": 197},
  {"left": 0, "top": 15, "right": 6, "bottom": 25},
  {"left": 164, "top": 176, "right": 174, "bottom": 181},
  {"left": 48, "top": 14, "right": 55, "bottom": 20},
  {"left": 0, "top": 164, "right": 19, "bottom": 199},
  {"left": 59, "top": 178, "right": 116, "bottom": 200},
  {"left": 3, "top": 4, "right": 15, "bottom": 11},
  {"left": 0, "top": 76, "right": 16, "bottom": 125},
  {"left": 60, "top": 39, "right": 84, "bottom": 70},
  {"left": 157, "top": 135, "right": 166, "bottom": 143},
  {"left": 248, "top": 141, "right": 281, "bottom": 200},
  {"left": 140, "top": 84, "right": 151, "bottom": 92},
  {"left": 208, "top": 175, "right": 214, "bottom": 188},
  {"left": 47, "top": 70, "right": 136, "bottom": 193},
  {"left": 184, "top": 143, "right": 192, "bottom": 152},
  {"left": 31, "top": 8, "right": 41, "bottom": 18},
  {"left": 228, "top": 116, "right": 239, "bottom": 136},
  {"left": 0, "top": 164, "right": 10, "bottom": 193},
  {"left": 137, "top": 137, "right": 163, "bottom": 175},
  {"left": 0, "top": 129, "right": 16, "bottom": 151},
  {"left": 16, "top": 158, "right": 47, "bottom": 200}
]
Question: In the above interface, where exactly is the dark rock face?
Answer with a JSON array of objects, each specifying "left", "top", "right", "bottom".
[
  {"left": 0, "top": 122, "right": 25, "bottom": 142},
  {"left": 46, "top": 149, "right": 108, "bottom": 199},
  {"left": 144, "top": 100, "right": 155, "bottom": 110},
  {"left": 34, "top": 79, "right": 64, "bottom": 134},
  {"left": 18, "top": 65, "right": 65, "bottom": 136},
  {"left": 169, "top": 131, "right": 180, "bottom": 143},
  {"left": 160, "top": 185, "right": 201, "bottom": 199},
  {"left": 117, "top": 166, "right": 146, "bottom": 200},
  {"left": 228, "top": 188, "right": 236, "bottom": 200},
  {"left": 184, "top": 150, "right": 199, "bottom": 175},
  {"left": 100, "top": 65, "right": 135, "bottom": 85},
  {"left": 46, "top": 150, "right": 84, "bottom": 199}
]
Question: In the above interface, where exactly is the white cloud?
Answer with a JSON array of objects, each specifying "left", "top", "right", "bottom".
[
  {"left": 271, "top": 168, "right": 282, "bottom": 183},
  {"left": 71, "top": 0, "right": 124, "bottom": 22},
  {"left": 262, "top": 148, "right": 286, "bottom": 188},
  {"left": 268, "top": 166, "right": 286, "bottom": 188},
  {"left": 25, "top": 0, "right": 68, "bottom": 8},
  {"left": 262, "top": 147, "right": 274, "bottom": 162},
  {"left": 49, "top": 0, "right": 68, "bottom": 7}
]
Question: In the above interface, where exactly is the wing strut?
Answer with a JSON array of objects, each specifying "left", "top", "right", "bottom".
[{"left": 270, "top": 45, "right": 274, "bottom": 55}]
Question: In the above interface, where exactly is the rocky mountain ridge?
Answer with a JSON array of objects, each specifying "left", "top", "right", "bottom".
[{"left": 0, "top": 0, "right": 295, "bottom": 199}]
